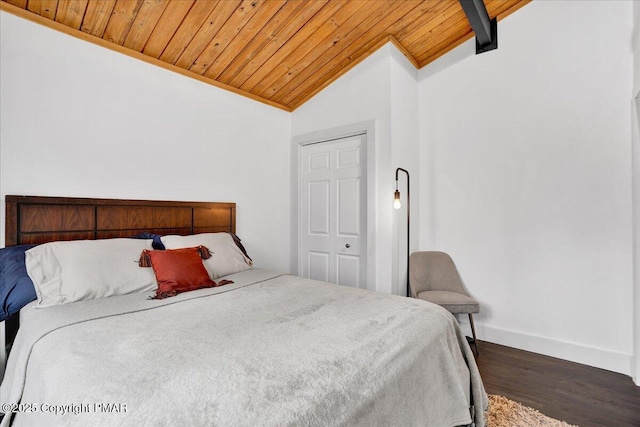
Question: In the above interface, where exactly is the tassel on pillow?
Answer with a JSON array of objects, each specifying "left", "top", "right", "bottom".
[
  {"left": 149, "top": 279, "right": 234, "bottom": 300},
  {"left": 139, "top": 250, "right": 153, "bottom": 267},
  {"left": 197, "top": 245, "right": 212, "bottom": 260}
]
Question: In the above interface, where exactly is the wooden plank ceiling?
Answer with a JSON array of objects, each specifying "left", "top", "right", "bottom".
[{"left": 1, "top": 0, "right": 530, "bottom": 111}]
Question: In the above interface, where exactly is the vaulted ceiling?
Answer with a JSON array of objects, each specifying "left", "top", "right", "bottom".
[{"left": 1, "top": 0, "right": 529, "bottom": 111}]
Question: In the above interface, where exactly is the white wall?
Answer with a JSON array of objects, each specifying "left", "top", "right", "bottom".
[
  {"left": 634, "top": 1, "right": 640, "bottom": 98},
  {"left": 389, "top": 48, "right": 420, "bottom": 296},
  {"left": 632, "top": 0, "right": 640, "bottom": 385},
  {"left": 0, "top": 11, "right": 292, "bottom": 272},
  {"left": 419, "top": 0, "right": 634, "bottom": 375},
  {"left": 291, "top": 43, "right": 420, "bottom": 295},
  {"left": 632, "top": 96, "right": 639, "bottom": 385}
]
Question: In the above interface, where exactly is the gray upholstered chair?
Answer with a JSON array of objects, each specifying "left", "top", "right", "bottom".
[{"left": 409, "top": 251, "right": 479, "bottom": 355}]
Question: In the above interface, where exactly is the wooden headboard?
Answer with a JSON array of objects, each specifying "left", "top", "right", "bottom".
[
  {"left": 5, "top": 195, "right": 236, "bottom": 246},
  {"left": 3, "top": 195, "right": 236, "bottom": 353}
]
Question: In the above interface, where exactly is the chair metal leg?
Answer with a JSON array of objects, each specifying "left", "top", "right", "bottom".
[{"left": 468, "top": 314, "right": 479, "bottom": 356}]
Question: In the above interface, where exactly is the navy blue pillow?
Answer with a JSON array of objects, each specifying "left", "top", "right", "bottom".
[
  {"left": 0, "top": 244, "right": 37, "bottom": 322},
  {"left": 131, "top": 233, "right": 165, "bottom": 250}
]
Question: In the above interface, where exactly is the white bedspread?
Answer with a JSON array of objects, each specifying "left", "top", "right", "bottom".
[{"left": 1, "top": 269, "right": 487, "bottom": 427}]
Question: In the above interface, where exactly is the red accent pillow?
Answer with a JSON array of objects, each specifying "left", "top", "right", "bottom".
[{"left": 146, "top": 247, "right": 216, "bottom": 299}]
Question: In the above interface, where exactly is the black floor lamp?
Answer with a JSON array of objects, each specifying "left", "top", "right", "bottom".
[{"left": 394, "top": 167, "right": 410, "bottom": 297}]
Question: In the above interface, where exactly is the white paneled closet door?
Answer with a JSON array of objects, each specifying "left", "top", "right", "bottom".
[{"left": 300, "top": 134, "right": 366, "bottom": 288}]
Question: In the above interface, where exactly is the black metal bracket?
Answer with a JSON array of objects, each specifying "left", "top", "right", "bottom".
[
  {"left": 459, "top": 0, "right": 498, "bottom": 54},
  {"left": 476, "top": 17, "right": 497, "bottom": 54}
]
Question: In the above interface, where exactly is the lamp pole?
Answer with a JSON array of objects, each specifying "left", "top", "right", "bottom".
[{"left": 394, "top": 168, "right": 410, "bottom": 297}]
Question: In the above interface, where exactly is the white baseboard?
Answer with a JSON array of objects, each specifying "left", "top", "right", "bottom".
[{"left": 458, "top": 318, "right": 632, "bottom": 377}]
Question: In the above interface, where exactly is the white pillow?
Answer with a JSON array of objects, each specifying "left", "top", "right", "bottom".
[
  {"left": 161, "top": 233, "right": 252, "bottom": 279},
  {"left": 26, "top": 238, "right": 157, "bottom": 307}
]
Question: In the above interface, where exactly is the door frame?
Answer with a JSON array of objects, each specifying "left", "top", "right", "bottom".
[{"left": 291, "top": 120, "right": 376, "bottom": 290}]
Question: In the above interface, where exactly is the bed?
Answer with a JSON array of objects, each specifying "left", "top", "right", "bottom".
[{"left": 0, "top": 195, "right": 487, "bottom": 427}]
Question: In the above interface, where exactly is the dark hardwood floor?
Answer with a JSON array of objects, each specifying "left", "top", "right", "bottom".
[{"left": 475, "top": 341, "right": 640, "bottom": 427}]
